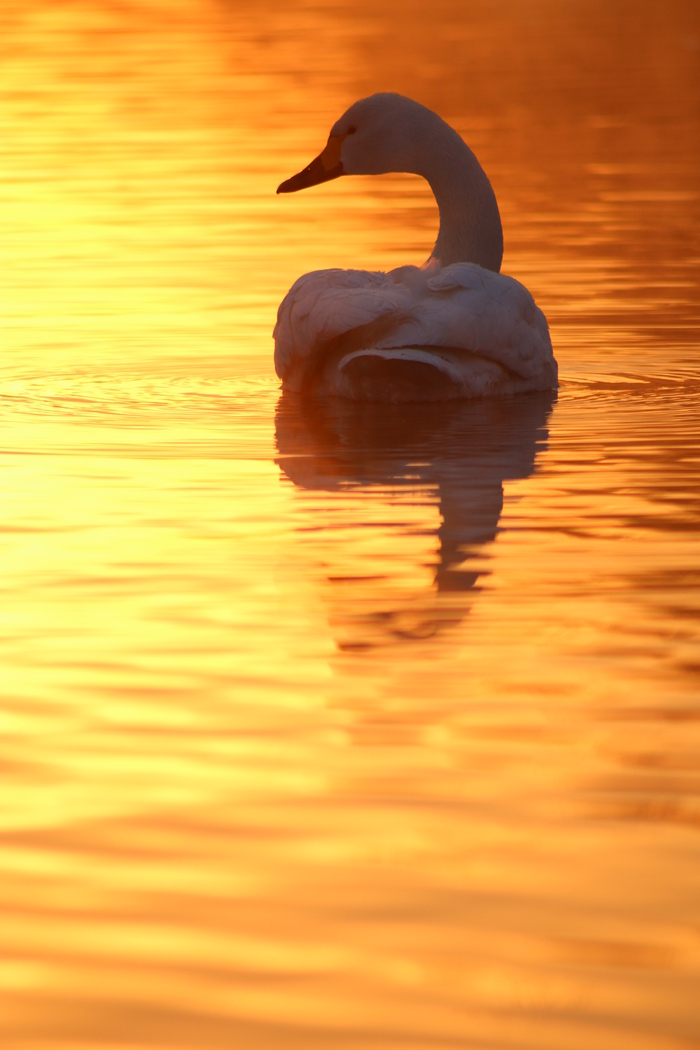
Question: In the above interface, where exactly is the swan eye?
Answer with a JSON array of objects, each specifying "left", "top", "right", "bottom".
[{"left": 346, "top": 125, "right": 357, "bottom": 135}]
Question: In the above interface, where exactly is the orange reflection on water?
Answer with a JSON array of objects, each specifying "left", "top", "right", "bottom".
[{"left": 1, "top": 1, "right": 700, "bottom": 1048}]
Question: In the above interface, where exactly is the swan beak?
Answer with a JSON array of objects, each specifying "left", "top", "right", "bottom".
[{"left": 277, "top": 134, "right": 345, "bottom": 194}]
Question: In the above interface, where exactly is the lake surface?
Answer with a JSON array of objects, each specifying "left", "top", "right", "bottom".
[{"left": 2, "top": 2, "right": 699, "bottom": 1047}]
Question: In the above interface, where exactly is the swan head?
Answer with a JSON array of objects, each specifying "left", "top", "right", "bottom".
[
  {"left": 277, "top": 93, "right": 437, "bottom": 193},
  {"left": 276, "top": 93, "right": 504, "bottom": 272}
]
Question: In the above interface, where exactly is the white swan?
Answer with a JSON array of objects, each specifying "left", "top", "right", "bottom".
[{"left": 274, "top": 93, "right": 557, "bottom": 402}]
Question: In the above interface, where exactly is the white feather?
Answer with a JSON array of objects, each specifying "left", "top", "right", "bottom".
[{"left": 274, "top": 263, "right": 556, "bottom": 400}]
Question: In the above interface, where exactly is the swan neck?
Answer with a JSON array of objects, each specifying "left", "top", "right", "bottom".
[{"left": 417, "top": 123, "right": 503, "bottom": 272}]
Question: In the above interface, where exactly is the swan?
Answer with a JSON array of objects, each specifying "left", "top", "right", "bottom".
[{"left": 273, "top": 93, "right": 557, "bottom": 402}]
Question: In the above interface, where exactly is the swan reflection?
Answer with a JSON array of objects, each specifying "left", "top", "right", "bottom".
[{"left": 275, "top": 392, "right": 554, "bottom": 649}]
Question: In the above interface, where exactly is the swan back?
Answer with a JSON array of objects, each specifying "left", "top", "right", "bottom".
[{"left": 274, "top": 263, "right": 557, "bottom": 401}]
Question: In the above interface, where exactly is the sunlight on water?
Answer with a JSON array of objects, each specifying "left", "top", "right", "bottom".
[{"left": 1, "top": 1, "right": 699, "bottom": 1048}]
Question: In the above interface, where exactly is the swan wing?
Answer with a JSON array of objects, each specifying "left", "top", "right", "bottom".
[
  {"left": 274, "top": 269, "right": 412, "bottom": 388},
  {"left": 420, "top": 264, "right": 556, "bottom": 383}
]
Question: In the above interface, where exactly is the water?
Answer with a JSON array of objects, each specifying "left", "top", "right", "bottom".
[{"left": 2, "top": 1, "right": 699, "bottom": 1047}]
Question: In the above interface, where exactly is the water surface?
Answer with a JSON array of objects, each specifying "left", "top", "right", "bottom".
[{"left": 2, "top": 2, "right": 700, "bottom": 1048}]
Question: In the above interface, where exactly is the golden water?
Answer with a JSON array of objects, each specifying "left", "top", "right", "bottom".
[{"left": 2, "top": 2, "right": 700, "bottom": 1047}]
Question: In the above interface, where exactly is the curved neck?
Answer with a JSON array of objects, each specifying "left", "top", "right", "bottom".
[{"left": 413, "top": 118, "right": 503, "bottom": 272}]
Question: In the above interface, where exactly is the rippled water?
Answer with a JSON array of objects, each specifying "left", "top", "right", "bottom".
[{"left": 2, "top": 2, "right": 700, "bottom": 1047}]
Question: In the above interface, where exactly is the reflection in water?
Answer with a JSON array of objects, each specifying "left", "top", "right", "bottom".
[{"left": 276, "top": 392, "right": 554, "bottom": 645}]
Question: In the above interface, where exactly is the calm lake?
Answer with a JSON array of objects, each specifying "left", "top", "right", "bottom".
[{"left": 2, "top": 1, "right": 699, "bottom": 1047}]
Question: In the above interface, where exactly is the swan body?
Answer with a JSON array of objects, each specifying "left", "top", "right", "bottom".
[{"left": 274, "top": 94, "right": 557, "bottom": 402}]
